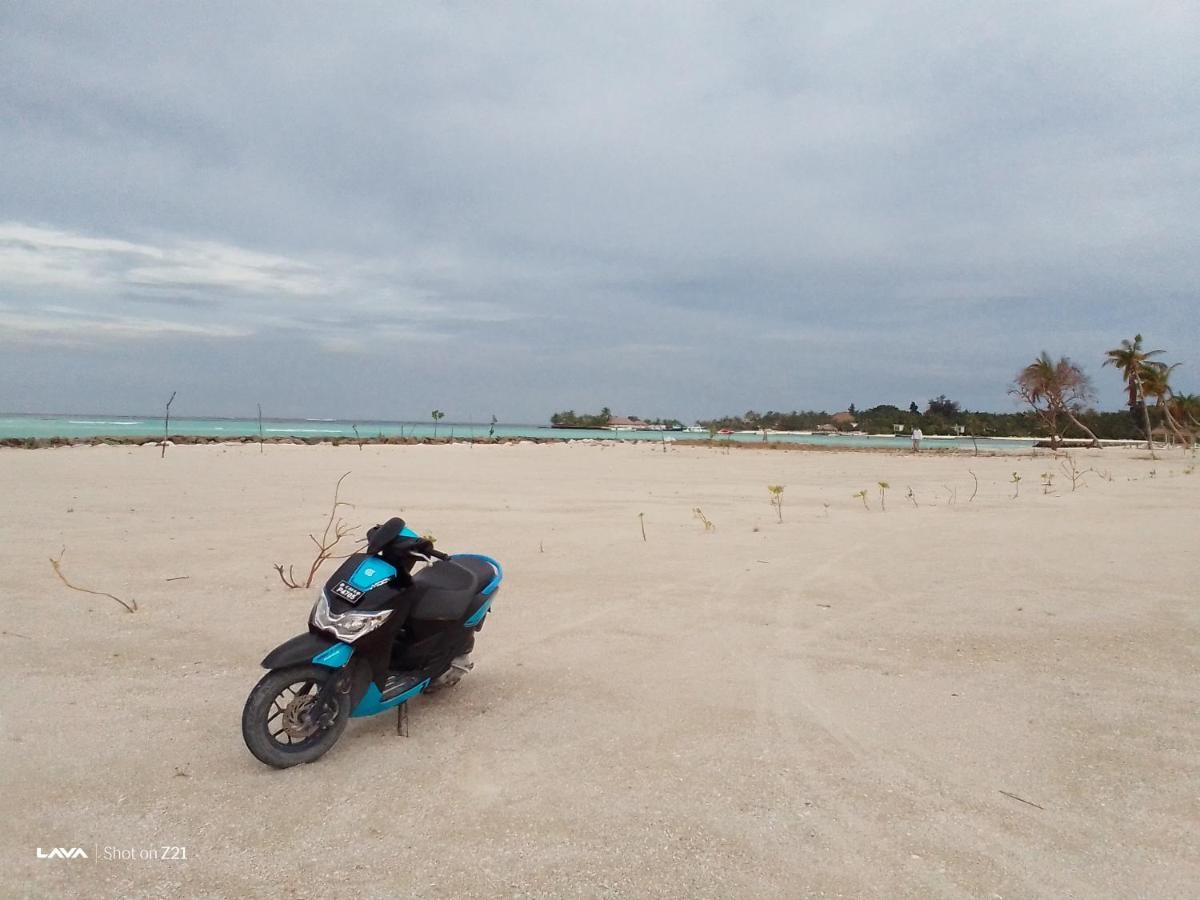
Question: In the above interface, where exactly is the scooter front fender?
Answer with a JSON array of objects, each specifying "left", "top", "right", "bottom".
[{"left": 261, "top": 631, "right": 349, "bottom": 669}]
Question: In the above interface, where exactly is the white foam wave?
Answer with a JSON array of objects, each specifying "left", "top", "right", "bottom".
[{"left": 265, "top": 428, "right": 345, "bottom": 434}]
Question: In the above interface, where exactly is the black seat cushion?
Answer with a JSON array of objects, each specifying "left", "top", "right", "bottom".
[{"left": 409, "top": 557, "right": 495, "bottom": 621}]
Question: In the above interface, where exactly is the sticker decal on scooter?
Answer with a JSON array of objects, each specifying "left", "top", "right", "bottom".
[{"left": 347, "top": 557, "right": 398, "bottom": 592}]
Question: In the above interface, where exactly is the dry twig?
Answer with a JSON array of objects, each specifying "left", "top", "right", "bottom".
[
  {"left": 273, "top": 472, "right": 357, "bottom": 589},
  {"left": 50, "top": 546, "right": 137, "bottom": 612},
  {"left": 1060, "top": 453, "right": 1087, "bottom": 491},
  {"left": 999, "top": 790, "right": 1045, "bottom": 810},
  {"left": 161, "top": 390, "right": 176, "bottom": 459}
]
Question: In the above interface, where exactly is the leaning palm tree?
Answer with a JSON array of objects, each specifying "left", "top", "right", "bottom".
[
  {"left": 1011, "top": 352, "right": 1102, "bottom": 448},
  {"left": 1141, "top": 362, "right": 1193, "bottom": 447},
  {"left": 1169, "top": 392, "right": 1200, "bottom": 430},
  {"left": 1103, "top": 335, "right": 1162, "bottom": 457}
]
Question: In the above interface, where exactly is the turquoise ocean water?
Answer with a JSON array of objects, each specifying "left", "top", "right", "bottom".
[{"left": 0, "top": 413, "right": 1036, "bottom": 452}]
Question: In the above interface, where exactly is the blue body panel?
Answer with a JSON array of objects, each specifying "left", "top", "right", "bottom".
[
  {"left": 312, "top": 642, "right": 354, "bottom": 668},
  {"left": 351, "top": 678, "right": 430, "bottom": 717},
  {"left": 400, "top": 526, "right": 420, "bottom": 538},
  {"left": 463, "top": 597, "right": 493, "bottom": 627},
  {"left": 348, "top": 557, "right": 398, "bottom": 592}
]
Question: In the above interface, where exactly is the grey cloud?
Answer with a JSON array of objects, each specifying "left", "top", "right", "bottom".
[{"left": 1, "top": 2, "right": 1197, "bottom": 421}]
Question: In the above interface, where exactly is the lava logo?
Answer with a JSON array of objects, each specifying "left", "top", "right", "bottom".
[{"left": 36, "top": 847, "right": 88, "bottom": 859}]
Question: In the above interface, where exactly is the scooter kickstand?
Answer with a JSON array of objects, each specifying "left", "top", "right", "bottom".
[{"left": 396, "top": 701, "right": 408, "bottom": 737}]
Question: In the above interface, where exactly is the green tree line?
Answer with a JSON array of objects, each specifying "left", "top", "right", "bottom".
[{"left": 551, "top": 337, "right": 1197, "bottom": 444}]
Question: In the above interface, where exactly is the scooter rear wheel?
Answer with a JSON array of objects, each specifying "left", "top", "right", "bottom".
[{"left": 242, "top": 664, "right": 350, "bottom": 768}]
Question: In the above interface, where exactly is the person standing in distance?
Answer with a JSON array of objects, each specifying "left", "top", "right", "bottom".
[{"left": 911, "top": 426, "right": 923, "bottom": 452}]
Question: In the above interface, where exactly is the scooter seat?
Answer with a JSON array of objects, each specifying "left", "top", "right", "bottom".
[{"left": 409, "top": 556, "right": 496, "bottom": 621}]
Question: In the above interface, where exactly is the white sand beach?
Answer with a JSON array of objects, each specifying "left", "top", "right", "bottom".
[{"left": 1, "top": 441, "right": 1197, "bottom": 899}]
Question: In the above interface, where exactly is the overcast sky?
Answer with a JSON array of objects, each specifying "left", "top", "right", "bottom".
[{"left": 2, "top": 2, "right": 1197, "bottom": 422}]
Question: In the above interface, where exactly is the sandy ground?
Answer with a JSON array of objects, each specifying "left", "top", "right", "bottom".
[{"left": 0, "top": 441, "right": 1196, "bottom": 899}]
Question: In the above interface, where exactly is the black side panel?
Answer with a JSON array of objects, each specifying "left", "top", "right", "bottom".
[
  {"left": 353, "top": 606, "right": 412, "bottom": 689},
  {"left": 261, "top": 631, "right": 336, "bottom": 669},
  {"left": 348, "top": 657, "right": 373, "bottom": 709}
]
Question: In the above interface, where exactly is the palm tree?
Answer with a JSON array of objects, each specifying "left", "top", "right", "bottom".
[
  {"left": 431, "top": 409, "right": 445, "bottom": 438},
  {"left": 1011, "top": 352, "right": 1101, "bottom": 448},
  {"left": 1140, "top": 363, "right": 1193, "bottom": 447},
  {"left": 1104, "top": 335, "right": 1162, "bottom": 457},
  {"left": 1169, "top": 393, "right": 1200, "bottom": 429}
]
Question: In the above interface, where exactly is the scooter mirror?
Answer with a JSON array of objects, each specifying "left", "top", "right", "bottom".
[{"left": 366, "top": 517, "right": 408, "bottom": 555}]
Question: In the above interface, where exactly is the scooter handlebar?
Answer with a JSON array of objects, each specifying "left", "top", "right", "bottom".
[{"left": 392, "top": 535, "right": 449, "bottom": 562}]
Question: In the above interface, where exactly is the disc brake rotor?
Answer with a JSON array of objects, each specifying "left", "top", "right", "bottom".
[{"left": 281, "top": 693, "right": 321, "bottom": 740}]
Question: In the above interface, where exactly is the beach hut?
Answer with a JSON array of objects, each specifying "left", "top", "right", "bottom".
[{"left": 829, "top": 411, "right": 858, "bottom": 432}]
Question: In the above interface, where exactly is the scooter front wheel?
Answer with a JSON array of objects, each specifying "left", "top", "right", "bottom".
[{"left": 242, "top": 664, "right": 351, "bottom": 768}]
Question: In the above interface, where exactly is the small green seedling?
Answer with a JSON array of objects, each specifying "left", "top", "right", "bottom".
[
  {"left": 906, "top": 487, "right": 917, "bottom": 508},
  {"left": 1041, "top": 472, "right": 1055, "bottom": 494},
  {"left": 768, "top": 485, "right": 785, "bottom": 523},
  {"left": 1010, "top": 472, "right": 1022, "bottom": 499},
  {"left": 693, "top": 507, "right": 715, "bottom": 532},
  {"left": 853, "top": 490, "right": 870, "bottom": 511},
  {"left": 877, "top": 481, "right": 890, "bottom": 511}
]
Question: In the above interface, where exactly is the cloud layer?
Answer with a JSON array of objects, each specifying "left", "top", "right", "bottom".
[{"left": 1, "top": 2, "right": 1197, "bottom": 420}]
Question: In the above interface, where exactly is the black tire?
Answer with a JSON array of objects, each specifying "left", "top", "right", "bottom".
[{"left": 242, "top": 664, "right": 351, "bottom": 769}]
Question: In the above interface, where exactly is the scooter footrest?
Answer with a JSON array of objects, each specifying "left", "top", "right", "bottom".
[{"left": 380, "top": 672, "right": 425, "bottom": 702}]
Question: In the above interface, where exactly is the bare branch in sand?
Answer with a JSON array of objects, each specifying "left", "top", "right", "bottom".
[
  {"left": 273, "top": 472, "right": 357, "bottom": 589},
  {"left": 50, "top": 546, "right": 137, "bottom": 613},
  {"left": 1060, "top": 453, "right": 1088, "bottom": 491},
  {"left": 968, "top": 470, "right": 979, "bottom": 502},
  {"left": 161, "top": 390, "right": 177, "bottom": 458},
  {"left": 999, "top": 790, "right": 1045, "bottom": 810}
]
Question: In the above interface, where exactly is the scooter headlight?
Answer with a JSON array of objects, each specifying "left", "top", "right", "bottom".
[{"left": 310, "top": 592, "right": 393, "bottom": 643}]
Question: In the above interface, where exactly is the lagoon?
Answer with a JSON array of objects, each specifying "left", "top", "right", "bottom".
[{"left": 0, "top": 413, "right": 1037, "bottom": 451}]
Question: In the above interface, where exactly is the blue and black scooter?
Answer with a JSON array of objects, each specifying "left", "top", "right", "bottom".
[{"left": 241, "top": 517, "right": 502, "bottom": 768}]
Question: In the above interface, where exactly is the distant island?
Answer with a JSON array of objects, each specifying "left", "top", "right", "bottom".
[
  {"left": 550, "top": 408, "right": 684, "bottom": 430},
  {"left": 551, "top": 387, "right": 1197, "bottom": 446}
]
